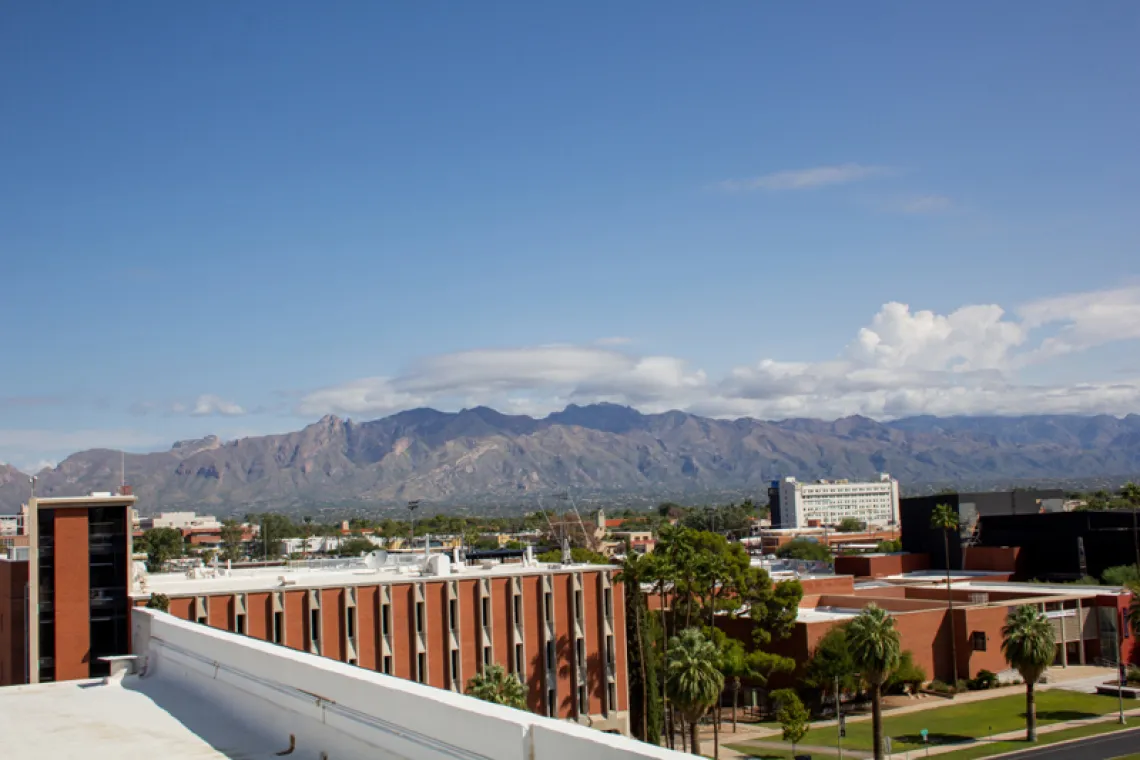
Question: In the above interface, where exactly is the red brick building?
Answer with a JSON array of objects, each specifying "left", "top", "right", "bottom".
[{"left": 140, "top": 554, "right": 630, "bottom": 732}]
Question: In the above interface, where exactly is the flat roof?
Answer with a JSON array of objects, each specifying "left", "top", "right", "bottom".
[
  {"left": 797, "top": 606, "right": 862, "bottom": 623},
  {"left": 32, "top": 494, "right": 137, "bottom": 507},
  {"left": 139, "top": 555, "right": 618, "bottom": 597},
  {"left": 0, "top": 675, "right": 341, "bottom": 759}
]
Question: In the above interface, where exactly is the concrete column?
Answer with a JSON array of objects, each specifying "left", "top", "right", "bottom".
[
  {"left": 1077, "top": 599, "right": 1086, "bottom": 664},
  {"left": 1060, "top": 605, "right": 1068, "bottom": 667}
]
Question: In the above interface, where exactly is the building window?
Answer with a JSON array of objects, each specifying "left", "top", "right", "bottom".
[
  {"left": 603, "top": 588, "right": 613, "bottom": 620},
  {"left": 415, "top": 601, "right": 425, "bottom": 634},
  {"left": 605, "top": 635, "right": 615, "bottom": 670},
  {"left": 481, "top": 597, "right": 490, "bottom": 625},
  {"left": 546, "top": 687, "right": 557, "bottom": 717},
  {"left": 348, "top": 658, "right": 357, "bottom": 666},
  {"left": 544, "top": 592, "right": 553, "bottom": 624},
  {"left": 346, "top": 607, "right": 356, "bottom": 640},
  {"left": 545, "top": 640, "right": 556, "bottom": 671},
  {"left": 381, "top": 605, "right": 390, "bottom": 637},
  {"left": 417, "top": 652, "right": 427, "bottom": 683},
  {"left": 574, "top": 589, "right": 584, "bottom": 621},
  {"left": 578, "top": 684, "right": 588, "bottom": 715},
  {"left": 234, "top": 613, "right": 246, "bottom": 635},
  {"left": 972, "top": 631, "right": 987, "bottom": 651},
  {"left": 514, "top": 643, "right": 525, "bottom": 675},
  {"left": 607, "top": 683, "right": 617, "bottom": 713},
  {"left": 450, "top": 649, "right": 459, "bottom": 686},
  {"left": 449, "top": 598, "right": 458, "bottom": 631},
  {"left": 483, "top": 646, "right": 492, "bottom": 666},
  {"left": 273, "top": 611, "right": 284, "bottom": 644},
  {"left": 382, "top": 655, "right": 393, "bottom": 675},
  {"left": 310, "top": 609, "right": 320, "bottom": 642},
  {"left": 513, "top": 595, "right": 522, "bottom": 623}
]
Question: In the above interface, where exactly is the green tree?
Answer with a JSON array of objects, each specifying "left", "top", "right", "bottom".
[
  {"left": 1103, "top": 565, "right": 1140, "bottom": 586},
  {"left": 146, "top": 592, "right": 170, "bottom": 612},
  {"left": 144, "top": 527, "right": 184, "bottom": 571},
  {"left": 337, "top": 536, "right": 378, "bottom": 556},
  {"left": 930, "top": 503, "right": 961, "bottom": 689},
  {"left": 618, "top": 551, "right": 662, "bottom": 744},
  {"left": 219, "top": 519, "right": 245, "bottom": 562},
  {"left": 536, "top": 547, "right": 609, "bottom": 564},
  {"left": 465, "top": 663, "right": 527, "bottom": 709},
  {"left": 772, "top": 688, "right": 809, "bottom": 756},
  {"left": 885, "top": 650, "right": 927, "bottom": 694},
  {"left": 848, "top": 604, "right": 901, "bottom": 760},
  {"left": 666, "top": 628, "right": 724, "bottom": 756},
  {"left": 775, "top": 538, "right": 831, "bottom": 562},
  {"left": 802, "top": 624, "right": 860, "bottom": 702},
  {"left": 876, "top": 538, "right": 903, "bottom": 553},
  {"left": 1002, "top": 605, "right": 1056, "bottom": 742},
  {"left": 836, "top": 517, "right": 866, "bottom": 533}
]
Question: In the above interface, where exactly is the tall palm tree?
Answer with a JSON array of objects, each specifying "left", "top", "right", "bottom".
[
  {"left": 666, "top": 627, "right": 725, "bottom": 756},
  {"left": 1002, "top": 605, "right": 1056, "bottom": 742},
  {"left": 617, "top": 550, "right": 651, "bottom": 742},
  {"left": 848, "top": 604, "right": 901, "bottom": 760},
  {"left": 930, "top": 503, "right": 961, "bottom": 689}
]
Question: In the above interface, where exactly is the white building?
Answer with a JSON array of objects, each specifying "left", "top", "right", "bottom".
[
  {"left": 769, "top": 473, "right": 900, "bottom": 529},
  {"left": 142, "top": 511, "right": 221, "bottom": 531}
]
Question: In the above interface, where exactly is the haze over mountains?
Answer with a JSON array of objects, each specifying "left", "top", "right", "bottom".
[{"left": 2, "top": 404, "right": 1139, "bottom": 515}]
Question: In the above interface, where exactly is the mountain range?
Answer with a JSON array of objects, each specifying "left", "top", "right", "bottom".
[{"left": 3, "top": 404, "right": 1140, "bottom": 514}]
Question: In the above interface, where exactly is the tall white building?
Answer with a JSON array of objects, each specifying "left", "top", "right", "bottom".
[{"left": 768, "top": 473, "right": 900, "bottom": 529}]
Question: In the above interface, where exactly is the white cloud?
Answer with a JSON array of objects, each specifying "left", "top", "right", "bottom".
[
  {"left": 595, "top": 336, "right": 632, "bottom": 346},
  {"left": 190, "top": 394, "right": 246, "bottom": 417},
  {"left": 295, "top": 285, "right": 1140, "bottom": 422},
  {"left": 717, "top": 163, "right": 892, "bottom": 192}
]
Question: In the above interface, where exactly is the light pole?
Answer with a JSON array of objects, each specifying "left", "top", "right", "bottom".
[
  {"left": 407, "top": 500, "right": 420, "bottom": 551},
  {"left": 1119, "top": 608, "right": 1127, "bottom": 725},
  {"left": 835, "top": 675, "right": 843, "bottom": 760}
]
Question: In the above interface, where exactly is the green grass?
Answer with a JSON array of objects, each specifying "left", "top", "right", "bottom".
[
  {"left": 730, "top": 720, "right": 1137, "bottom": 759},
  {"left": 779, "top": 690, "right": 1124, "bottom": 752}
]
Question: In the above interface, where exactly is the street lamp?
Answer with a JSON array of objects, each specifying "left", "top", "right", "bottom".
[{"left": 407, "top": 500, "right": 421, "bottom": 551}]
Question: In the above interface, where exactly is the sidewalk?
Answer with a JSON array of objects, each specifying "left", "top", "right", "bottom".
[{"left": 721, "top": 703, "right": 1140, "bottom": 759}]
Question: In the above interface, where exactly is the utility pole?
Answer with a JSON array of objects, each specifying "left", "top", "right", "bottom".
[
  {"left": 835, "top": 675, "right": 843, "bottom": 760},
  {"left": 1119, "top": 608, "right": 1127, "bottom": 725},
  {"left": 407, "top": 500, "right": 420, "bottom": 551}
]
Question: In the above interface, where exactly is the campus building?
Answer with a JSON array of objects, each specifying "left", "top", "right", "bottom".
[
  {"left": 719, "top": 572, "right": 1136, "bottom": 688},
  {"left": 0, "top": 608, "right": 680, "bottom": 760},
  {"left": 0, "top": 492, "right": 630, "bottom": 734},
  {"left": 768, "top": 474, "right": 900, "bottom": 529},
  {"left": 138, "top": 551, "right": 630, "bottom": 732}
]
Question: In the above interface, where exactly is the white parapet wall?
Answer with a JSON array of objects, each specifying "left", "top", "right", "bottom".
[{"left": 132, "top": 608, "right": 683, "bottom": 760}]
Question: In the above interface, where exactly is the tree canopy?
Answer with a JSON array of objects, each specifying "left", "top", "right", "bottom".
[{"left": 775, "top": 538, "right": 831, "bottom": 562}]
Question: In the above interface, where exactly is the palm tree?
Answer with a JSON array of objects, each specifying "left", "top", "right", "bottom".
[
  {"left": 848, "top": 604, "right": 901, "bottom": 760},
  {"left": 1002, "top": 605, "right": 1056, "bottom": 742},
  {"left": 930, "top": 503, "right": 961, "bottom": 689},
  {"left": 465, "top": 663, "right": 527, "bottom": 710},
  {"left": 617, "top": 550, "right": 652, "bottom": 742},
  {"left": 666, "top": 627, "right": 725, "bottom": 756}
]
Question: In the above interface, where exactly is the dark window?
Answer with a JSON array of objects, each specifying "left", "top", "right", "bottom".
[
  {"left": 346, "top": 607, "right": 356, "bottom": 640},
  {"left": 348, "top": 658, "right": 357, "bottom": 666},
  {"left": 514, "top": 643, "right": 524, "bottom": 675},
  {"left": 607, "top": 683, "right": 616, "bottom": 712},
  {"left": 578, "top": 684, "right": 588, "bottom": 714},
  {"left": 546, "top": 640, "right": 556, "bottom": 670},
  {"left": 273, "top": 612, "right": 284, "bottom": 644},
  {"left": 481, "top": 597, "right": 490, "bottom": 624},
  {"left": 450, "top": 649, "right": 459, "bottom": 684},
  {"left": 310, "top": 609, "right": 320, "bottom": 641},
  {"left": 37, "top": 509, "right": 56, "bottom": 683},
  {"left": 513, "top": 596, "right": 522, "bottom": 623},
  {"left": 382, "top": 655, "right": 392, "bottom": 675},
  {"left": 449, "top": 598, "right": 458, "bottom": 631},
  {"left": 574, "top": 590, "right": 584, "bottom": 621},
  {"left": 605, "top": 636, "right": 615, "bottom": 669},
  {"left": 603, "top": 588, "right": 613, "bottom": 619},
  {"left": 415, "top": 601, "right": 425, "bottom": 634},
  {"left": 235, "top": 614, "right": 246, "bottom": 635},
  {"left": 381, "top": 605, "right": 391, "bottom": 636},
  {"left": 544, "top": 592, "right": 553, "bottom": 623},
  {"left": 417, "top": 652, "right": 427, "bottom": 683},
  {"left": 972, "top": 631, "right": 987, "bottom": 651},
  {"left": 546, "top": 688, "right": 557, "bottom": 717},
  {"left": 483, "top": 646, "right": 492, "bottom": 666},
  {"left": 576, "top": 638, "right": 585, "bottom": 665}
]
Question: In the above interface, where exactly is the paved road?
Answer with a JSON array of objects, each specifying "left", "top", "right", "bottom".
[{"left": 990, "top": 726, "right": 1140, "bottom": 759}]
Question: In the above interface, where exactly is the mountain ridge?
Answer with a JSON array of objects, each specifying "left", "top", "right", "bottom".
[{"left": 3, "top": 404, "right": 1139, "bottom": 514}]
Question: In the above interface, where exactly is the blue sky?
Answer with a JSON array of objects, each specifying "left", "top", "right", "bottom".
[{"left": 2, "top": 2, "right": 1139, "bottom": 470}]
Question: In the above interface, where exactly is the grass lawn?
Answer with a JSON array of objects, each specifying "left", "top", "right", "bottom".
[
  {"left": 729, "top": 720, "right": 1137, "bottom": 759},
  {"left": 782, "top": 690, "right": 1124, "bottom": 752}
]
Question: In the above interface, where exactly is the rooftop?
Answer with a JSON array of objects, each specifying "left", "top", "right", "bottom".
[
  {"left": 0, "top": 609, "right": 682, "bottom": 760},
  {"left": 138, "top": 551, "right": 618, "bottom": 597}
]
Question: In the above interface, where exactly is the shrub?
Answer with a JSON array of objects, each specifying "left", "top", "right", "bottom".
[
  {"left": 885, "top": 650, "right": 927, "bottom": 694},
  {"left": 1126, "top": 665, "right": 1140, "bottom": 686},
  {"left": 926, "top": 679, "right": 953, "bottom": 694},
  {"left": 968, "top": 669, "right": 1000, "bottom": 691},
  {"left": 956, "top": 679, "right": 970, "bottom": 693},
  {"left": 776, "top": 538, "right": 832, "bottom": 562},
  {"left": 146, "top": 592, "right": 170, "bottom": 612}
]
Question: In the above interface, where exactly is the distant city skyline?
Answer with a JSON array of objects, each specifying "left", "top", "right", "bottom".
[{"left": 2, "top": 3, "right": 1138, "bottom": 470}]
